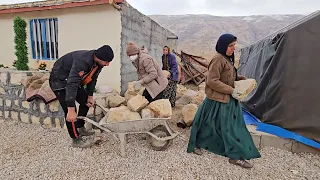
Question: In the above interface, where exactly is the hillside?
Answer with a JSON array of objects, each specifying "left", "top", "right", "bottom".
[{"left": 150, "top": 14, "right": 304, "bottom": 59}]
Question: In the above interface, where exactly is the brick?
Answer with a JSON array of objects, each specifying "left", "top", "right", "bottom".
[
  {"left": 40, "top": 103, "right": 46, "bottom": 113},
  {"left": 11, "top": 111, "right": 19, "bottom": 121},
  {"left": 20, "top": 113, "right": 29, "bottom": 123},
  {"left": 31, "top": 116, "right": 40, "bottom": 124},
  {"left": 22, "top": 101, "right": 30, "bottom": 109},
  {"left": 43, "top": 117, "right": 52, "bottom": 128},
  {"left": 49, "top": 100, "right": 60, "bottom": 112},
  {"left": 10, "top": 73, "right": 24, "bottom": 85},
  {"left": 5, "top": 99, "right": 11, "bottom": 107}
]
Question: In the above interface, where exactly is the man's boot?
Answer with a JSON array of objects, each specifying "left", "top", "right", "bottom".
[
  {"left": 78, "top": 127, "right": 95, "bottom": 137},
  {"left": 72, "top": 137, "right": 95, "bottom": 148}
]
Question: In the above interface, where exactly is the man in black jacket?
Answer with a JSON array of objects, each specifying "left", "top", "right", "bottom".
[{"left": 49, "top": 45, "right": 114, "bottom": 148}]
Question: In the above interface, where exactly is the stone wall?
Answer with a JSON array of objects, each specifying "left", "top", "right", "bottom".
[
  {"left": 120, "top": 4, "right": 178, "bottom": 95},
  {"left": 0, "top": 70, "right": 67, "bottom": 128},
  {"left": 0, "top": 70, "right": 110, "bottom": 129}
]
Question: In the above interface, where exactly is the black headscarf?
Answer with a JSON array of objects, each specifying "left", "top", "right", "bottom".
[{"left": 215, "top": 34, "right": 237, "bottom": 64}]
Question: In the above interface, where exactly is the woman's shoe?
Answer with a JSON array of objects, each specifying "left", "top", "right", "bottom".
[{"left": 228, "top": 159, "right": 253, "bottom": 169}]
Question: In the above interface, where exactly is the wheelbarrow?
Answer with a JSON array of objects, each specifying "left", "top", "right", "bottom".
[{"left": 77, "top": 103, "right": 179, "bottom": 157}]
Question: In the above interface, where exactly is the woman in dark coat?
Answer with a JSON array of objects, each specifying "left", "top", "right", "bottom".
[
  {"left": 187, "top": 34, "right": 261, "bottom": 169},
  {"left": 162, "top": 46, "right": 179, "bottom": 107}
]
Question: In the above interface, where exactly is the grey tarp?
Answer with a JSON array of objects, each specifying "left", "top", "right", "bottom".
[{"left": 238, "top": 11, "right": 320, "bottom": 142}]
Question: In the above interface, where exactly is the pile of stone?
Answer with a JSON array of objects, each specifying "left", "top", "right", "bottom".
[
  {"left": 175, "top": 82, "right": 206, "bottom": 128},
  {"left": 91, "top": 82, "right": 172, "bottom": 125}
]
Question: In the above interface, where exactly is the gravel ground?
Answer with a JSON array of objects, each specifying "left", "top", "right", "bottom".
[{"left": 1, "top": 119, "right": 320, "bottom": 180}]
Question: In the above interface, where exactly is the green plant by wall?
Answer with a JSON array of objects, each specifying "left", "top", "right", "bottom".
[{"left": 13, "top": 16, "right": 29, "bottom": 70}]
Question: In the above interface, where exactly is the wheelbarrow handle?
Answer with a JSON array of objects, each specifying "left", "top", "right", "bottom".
[{"left": 77, "top": 116, "right": 112, "bottom": 133}]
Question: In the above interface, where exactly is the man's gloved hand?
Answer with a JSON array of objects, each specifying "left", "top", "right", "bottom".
[
  {"left": 134, "top": 80, "right": 142, "bottom": 90},
  {"left": 231, "top": 89, "right": 245, "bottom": 101}
]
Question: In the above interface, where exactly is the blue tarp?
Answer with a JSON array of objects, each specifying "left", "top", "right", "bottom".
[{"left": 242, "top": 108, "right": 320, "bottom": 149}]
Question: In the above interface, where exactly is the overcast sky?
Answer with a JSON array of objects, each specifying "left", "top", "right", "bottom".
[{"left": 0, "top": 0, "right": 319, "bottom": 16}]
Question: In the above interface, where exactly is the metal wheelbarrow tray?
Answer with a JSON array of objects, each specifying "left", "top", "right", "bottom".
[{"left": 78, "top": 104, "right": 179, "bottom": 157}]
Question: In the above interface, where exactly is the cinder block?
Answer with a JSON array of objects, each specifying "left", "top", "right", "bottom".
[
  {"left": 261, "top": 134, "right": 293, "bottom": 151},
  {"left": 292, "top": 141, "right": 320, "bottom": 155}
]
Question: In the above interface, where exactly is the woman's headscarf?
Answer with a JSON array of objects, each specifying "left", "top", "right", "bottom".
[
  {"left": 163, "top": 46, "right": 171, "bottom": 70},
  {"left": 215, "top": 34, "right": 237, "bottom": 64}
]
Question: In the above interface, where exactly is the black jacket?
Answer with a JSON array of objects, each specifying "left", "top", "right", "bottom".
[{"left": 49, "top": 50, "right": 102, "bottom": 107}]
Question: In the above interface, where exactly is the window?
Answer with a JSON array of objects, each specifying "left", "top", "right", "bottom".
[{"left": 30, "top": 18, "right": 58, "bottom": 60}]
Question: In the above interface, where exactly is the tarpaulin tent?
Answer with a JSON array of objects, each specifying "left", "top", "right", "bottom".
[{"left": 238, "top": 10, "right": 320, "bottom": 143}]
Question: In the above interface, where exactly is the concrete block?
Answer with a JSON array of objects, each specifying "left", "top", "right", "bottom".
[
  {"left": 49, "top": 100, "right": 60, "bottom": 112},
  {"left": 31, "top": 116, "right": 40, "bottom": 124},
  {"left": 10, "top": 73, "right": 24, "bottom": 85},
  {"left": 20, "top": 113, "right": 29, "bottom": 123},
  {"left": 251, "top": 134, "right": 262, "bottom": 149},
  {"left": 22, "top": 101, "right": 30, "bottom": 109},
  {"left": 5, "top": 99, "right": 11, "bottom": 107},
  {"left": 292, "top": 141, "right": 320, "bottom": 155},
  {"left": 43, "top": 117, "right": 52, "bottom": 128},
  {"left": 4, "top": 111, "right": 9, "bottom": 119},
  {"left": 1, "top": 72, "right": 7, "bottom": 84},
  {"left": 260, "top": 134, "right": 293, "bottom": 151},
  {"left": 40, "top": 103, "right": 46, "bottom": 113},
  {"left": 11, "top": 111, "right": 19, "bottom": 121}
]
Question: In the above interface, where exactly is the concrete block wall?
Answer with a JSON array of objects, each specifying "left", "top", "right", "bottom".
[{"left": 120, "top": 4, "right": 178, "bottom": 94}]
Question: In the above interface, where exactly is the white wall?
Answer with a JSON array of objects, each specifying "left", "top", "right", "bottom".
[{"left": 0, "top": 4, "right": 122, "bottom": 92}]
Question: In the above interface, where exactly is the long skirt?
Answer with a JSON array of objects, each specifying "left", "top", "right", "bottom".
[
  {"left": 162, "top": 80, "right": 178, "bottom": 107},
  {"left": 187, "top": 97, "right": 261, "bottom": 160}
]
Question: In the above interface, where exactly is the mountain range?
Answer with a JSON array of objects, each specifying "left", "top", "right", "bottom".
[{"left": 150, "top": 14, "right": 305, "bottom": 59}]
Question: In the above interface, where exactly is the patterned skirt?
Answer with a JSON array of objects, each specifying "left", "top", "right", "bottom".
[{"left": 162, "top": 79, "right": 178, "bottom": 107}]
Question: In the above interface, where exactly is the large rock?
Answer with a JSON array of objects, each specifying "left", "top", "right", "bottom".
[
  {"left": 108, "top": 95, "right": 126, "bottom": 108},
  {"left": 149, "top": 99, "right": 172, "bottom": 118},
  {"left": 234, "top": 79, "right": 257, "bottom": 101},
  {"left": 127, "top": 94, "right": 149, "bottom": 112},
  {"left": 141, "top": 108, "right": 153, "bottom": 119},
  {"left": 176, "top": 84, "right": 188, "bottom": 99},
  {"left": 191, "top": 91, "right": 206, "bottom": 105},
  {"left": 182, "top": 104, "right": 198, "bottom": 126},
  {"left": 176, "top": 89, "right": 197, "bottom": 105},
  {"left": 101, "top": 106, "right": 141, "bottom": 124},
  {"left": 125, "top": 81, "right": 145, "bottom": 101}
]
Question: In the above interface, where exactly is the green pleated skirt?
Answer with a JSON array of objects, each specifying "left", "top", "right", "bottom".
[{"left": 187, "top": 97, "right": 261, "bottom": 160}]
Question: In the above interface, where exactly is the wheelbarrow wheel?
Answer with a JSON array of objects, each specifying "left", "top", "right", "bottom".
[{"left": 149, "top": 125, "right": 171, "bottom": 151}]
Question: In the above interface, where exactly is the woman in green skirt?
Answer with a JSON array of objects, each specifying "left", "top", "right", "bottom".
[{"left": 187, "top": 34, "right": 261, "bottom": 169}]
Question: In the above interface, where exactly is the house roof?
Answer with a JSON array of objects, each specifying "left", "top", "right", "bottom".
[{"left": 0, "top": 0, "right": 125, "bottom": 14}]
